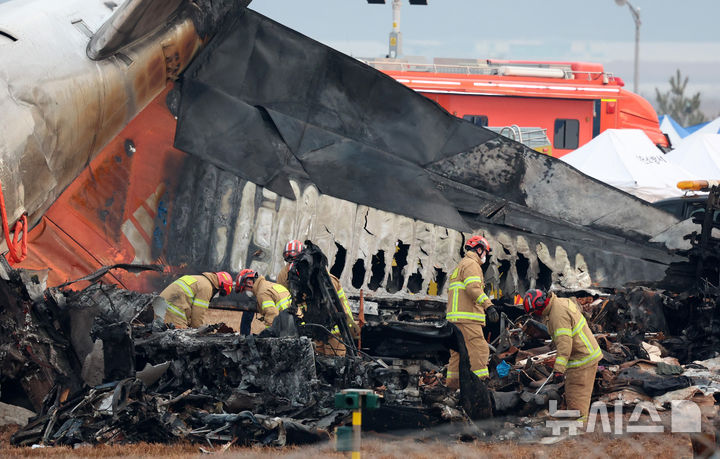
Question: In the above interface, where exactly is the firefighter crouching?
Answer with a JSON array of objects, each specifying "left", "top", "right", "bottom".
[
  {"left": 277, "top": 240, "right": 359, "bottom": 355},
  {"left": 445, "top": 235, "right": 499, "bottom": 388},
  {"left": 159, "top": 271, "right": 234, "bottom": 328},
  {"left": 235, "top": 268, "right": 292, "bottom": 328},
  {"left": 523, "top": 289, "right": 602, "bottom": 421}
]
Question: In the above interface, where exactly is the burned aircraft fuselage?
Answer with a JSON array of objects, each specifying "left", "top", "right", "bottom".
[{"left": 4, "top": 3, "right": 687, "bottom": 301}]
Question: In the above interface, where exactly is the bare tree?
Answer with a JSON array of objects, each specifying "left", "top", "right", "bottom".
[{"left": 655, "top": 69, "right": 707, "bottom": 126}]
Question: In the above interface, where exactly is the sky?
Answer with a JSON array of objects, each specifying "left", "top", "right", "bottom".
[{"left": 251, "top": 0, "right": 720, "bottom": 116}]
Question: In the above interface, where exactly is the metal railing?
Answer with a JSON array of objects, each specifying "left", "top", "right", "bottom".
[
  {"left": 487, "top": 125, "right": 551, "bottom": 150},
  {"left": 360, "top": 59, "right": 613, "bottom": 82}
]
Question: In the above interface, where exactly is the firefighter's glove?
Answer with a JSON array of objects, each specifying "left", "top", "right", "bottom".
[
  {"left": 486, "top": 305, "right": 500, "bottom": 323},
  {"left": 552, "top": 372, "right": 565, "bottom": 384}
]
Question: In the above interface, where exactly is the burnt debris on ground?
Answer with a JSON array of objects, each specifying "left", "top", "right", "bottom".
[{"left": 1, "top": 245, "right": 719, "bottom": 448}]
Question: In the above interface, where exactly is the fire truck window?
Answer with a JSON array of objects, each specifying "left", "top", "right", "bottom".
[
  {"left": 687, "top": 201, "right": 705, "bottom": 219},
  {"left": 462, "top": 115, "right": 488, "bottom": 127},
  {"left": 554, "top": 119, "right": 579, "bottom": 149}
]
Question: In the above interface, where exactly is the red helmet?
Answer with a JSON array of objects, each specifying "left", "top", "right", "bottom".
[
  {"left": 235, "top": 269, "right": 258, "bottom": 293},
  {"left": 283, "top": 240, "right": 304, "bottom": 262},
  {"left": 523, "top": 289, "right": 548, "bottom": 315},
  {"left": 216, "top": 272, "right": 233, "bottom": 296},
  {"left": 465, "top": 235, "right": 491, "bottom": 254}
]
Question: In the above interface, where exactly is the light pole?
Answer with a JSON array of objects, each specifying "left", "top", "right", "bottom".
[
  {"left": 615, "top": 0, "right": 641, "bottom": 93},
  {"left": 389, "top": 0, "right": 401, "bottom": 59},
  {"left": 366, "top": 0, "right": 428, "bottom": 59}
]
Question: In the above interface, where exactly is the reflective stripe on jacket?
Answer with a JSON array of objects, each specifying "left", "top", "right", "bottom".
[
  {"left": 330, "top": 273, "right": 360, "bottom": 339},
  {"left": 446, "top": 251, "right": 492, "bottom": 326},
  {"left": 542, "top": 293, "right": 602, "bottom": 373},
  {"left": 160, "top": 273, "right": 218, "bottom": 328},
  {"left": 253, "top": 276, "right": 291, "bottom": 327}
]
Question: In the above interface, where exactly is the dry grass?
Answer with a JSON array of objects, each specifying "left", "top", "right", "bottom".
[
  {"left": 0, "top": 423, "right": 700, "bottom": 458},
  {"left": 359, "top": 433, "right": 696, "bottom": 459}
]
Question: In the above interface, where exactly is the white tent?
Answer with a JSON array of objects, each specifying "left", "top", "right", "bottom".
[
  {"left": 561, "top": 129, "right": 698, "bottom": 202},
  {"left": 659, "top": 115, "right": 687, "bottom": 147},
  {"left": 676, "top": 116, "right": 720, "bottom": 146},
  {"left": 666, "top": 133, "right": 720, "bottom": 179}
]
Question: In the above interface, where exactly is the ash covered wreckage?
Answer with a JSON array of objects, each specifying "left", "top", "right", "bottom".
[{"left": 1, "top": 0, "right": 720, "bottom": 451}]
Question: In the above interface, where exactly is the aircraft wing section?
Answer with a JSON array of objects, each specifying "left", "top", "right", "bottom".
[{"left": 174, "top": 8, "right": 678, "bottom": 244}]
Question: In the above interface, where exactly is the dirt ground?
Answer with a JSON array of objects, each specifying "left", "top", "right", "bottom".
[
  {"left": 0, "top": 423, "right": 710, "bottom": 458},
  {"left": 203, "top": 308, "right": 266, "bottom": 334}
]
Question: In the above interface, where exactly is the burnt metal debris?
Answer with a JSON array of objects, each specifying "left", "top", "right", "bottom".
[
  {"left": 687, "top": 184, "right": 720, "bottom": 286},
  {"left": 2, "top": 247, "right": 492, "bottom": 447},
  {"left": 2, "top": 242, "right": 720, "bottom": 448},
  {"left": 659, "top": 184, "right": 720, "bottom": 291},
  {"left": 288, "top": 241, "right": 359, "bottom": 356}
]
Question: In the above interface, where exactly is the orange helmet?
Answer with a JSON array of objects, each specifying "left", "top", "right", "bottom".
[
  {"left": 523, "top": 289, "right": 548, "bottom": 315},
  {"left": 283, "top": 240, "right": 304, "bottom": 262},
  {"left": 216, "top": 271, "right": 233, "bottom": 296},
  {"left": 465, "top": 235, "right": 491, "bottom": 254},
  {"left": 235, "top": 269, "right": 258, "bottom": 293}
]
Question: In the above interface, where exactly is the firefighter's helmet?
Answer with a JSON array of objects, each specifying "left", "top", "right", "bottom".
[
  {"left": 216, "top": 271, "right": 233, "bottom": 296},
  {"left": 283, "top": 240, "right": 304, "bottom": 262},
  {"left": 523, "top": 289, "right": 549, "bottom": 315},
  {"left": 235, "top": 269, "right": 258, "bottom": 293},
  {"left": 465, "top": 235, "right": 491, "bottom": 254}
]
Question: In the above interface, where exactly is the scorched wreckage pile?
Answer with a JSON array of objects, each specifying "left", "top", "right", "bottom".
[
  {"left": 1, "top": 0, "right": 720, "bottom": 452},
  {"left": 3, "top": 241, "right": 720, "bottom": 448}
]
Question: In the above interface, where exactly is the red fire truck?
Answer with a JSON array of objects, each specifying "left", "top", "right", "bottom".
[{"left": 365, "top": 59, "right": 669, "bottom": 157}]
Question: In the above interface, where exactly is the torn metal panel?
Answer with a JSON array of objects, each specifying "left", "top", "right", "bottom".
[
  {"left": 151, "top": 161, "right": 470, "bottom": 294},
  {"left": 136, "top": 361, "right": 171, "bottom": 388},
  {"left": 312, "top": 195, "right": 358, "bottom": 274},
  {"left": 18, "top": 268, "right": 48, "bottom": 303},
  {"left": 150, "top": 156, "right": 677, "bottom": 300},
  {"left": 166, "top": 7, "right": 686, "bottom": 294},
  {"left": 175, "top": 8, "right": 679, "bottom": 246}
]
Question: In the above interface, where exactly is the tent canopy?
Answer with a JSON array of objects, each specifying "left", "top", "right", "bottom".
[
  {"left": 561, "top": 129, "right": 698, "bottom": 202},
  {"left": 659, "top": 114, "right": 689, "bottom": 147},
  {"left": 666, "top": 133, "right": 720, "bottom": 179},
  {"left": 682, "top": 116, "right": 720, "bottom": 141}
]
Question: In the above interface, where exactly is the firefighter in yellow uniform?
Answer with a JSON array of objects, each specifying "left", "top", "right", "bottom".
[
  {"left": 446, "top": 235, "right": 496, "bottom": 388},
  {"left": 523, "top": 289, "right": 602, "bottom": 421},
  {"left": 159, "top": 271, "right": 234, "bottom": 328},
  {"left": 277, "top": 240, "right": 359, "bottom": 355},
  {"left": 275, "top": 239, "right": 302, "bottom": 288},
  {"left": 235, "top": 269, "right": 291, "bottom": 328},
  {"left": 316, "top": 272, "right": 360, "bottom": 355}
]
